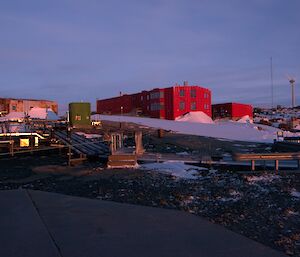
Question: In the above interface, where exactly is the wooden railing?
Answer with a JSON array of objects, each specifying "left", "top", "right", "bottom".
[{"left": 233, "top": 152, "right": 300, "bottom": 171}]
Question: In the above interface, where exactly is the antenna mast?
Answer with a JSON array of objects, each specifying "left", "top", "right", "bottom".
[{"left": 270, "top": 57, "right": 274, "bottom": 109}]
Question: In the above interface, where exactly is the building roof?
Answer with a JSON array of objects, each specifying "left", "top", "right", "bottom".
[
  {"left": 0, "top": 97, "right": 56, "bottom": 103},
  {"left": 212, "top": 102, "right": 252, "bottom": 106}
]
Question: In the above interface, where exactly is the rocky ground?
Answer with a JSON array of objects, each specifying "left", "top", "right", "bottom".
[{"left": 0, "top": 152, "right": 300, "bottom": 256}]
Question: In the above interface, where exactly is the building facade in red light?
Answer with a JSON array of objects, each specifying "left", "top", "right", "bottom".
[
  {"left": 96, "top": 82, "right": 212, "bottom": 120},
  {"left": 212, "top": 102, "right": 253, "bottom": 120}
]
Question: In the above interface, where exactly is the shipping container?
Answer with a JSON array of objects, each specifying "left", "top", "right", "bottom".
[{"left": 212, "top": 103, "right": 253, "bottom": 120}]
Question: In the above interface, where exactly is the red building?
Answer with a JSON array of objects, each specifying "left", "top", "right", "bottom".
[
  {"left": 212, "top": 102, "right": 253, "bottom": 120},
  {"left": 97, "top": 81, "right": 212, "bottom": 120}
]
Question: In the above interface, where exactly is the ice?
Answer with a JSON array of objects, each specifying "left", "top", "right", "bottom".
[{"left": 141, "top": 161, "right": 207, "bottom": 180}]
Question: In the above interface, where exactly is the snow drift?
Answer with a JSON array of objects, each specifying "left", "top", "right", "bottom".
[
  {"left": 0, "top": 112, "right": 25, "bottom": 122},
  {"left": 175, "top": 111, "right": 214, "bottom": 124},
  {"left": 28, "top": 107, "right": 58, "bottom": 120},
  {"left": 237, "top": 115, "right": 253, "bottom": 124},
  {"left": 93, "top": 114, "right": 286, "bottom": 143}
]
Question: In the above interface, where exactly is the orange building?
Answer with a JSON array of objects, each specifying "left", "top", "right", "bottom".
[{"left": 0, "top": 98, "right": 58, "bottom": 115}]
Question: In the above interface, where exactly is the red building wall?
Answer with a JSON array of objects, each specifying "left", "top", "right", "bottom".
[
  {"left": 96, "top": 94, "right": 133, "bottom": 114},
  {"left": 212, "top": 103, "right": 253, "bottom": 120},
  {"left": 96, "top": 83, "right": 212, "bottom": 120},
  {"left": 171, "top": 86, "right": 211, "bottom": 119}
]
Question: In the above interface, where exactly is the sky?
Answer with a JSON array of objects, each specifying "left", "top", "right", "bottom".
[{"left": 1, "top": 0, "right": 300, "bottom": 113}]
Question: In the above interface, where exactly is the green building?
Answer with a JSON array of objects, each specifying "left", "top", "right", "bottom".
[{"left": 69, "top": 102, "right": 91, "bottom": 128}]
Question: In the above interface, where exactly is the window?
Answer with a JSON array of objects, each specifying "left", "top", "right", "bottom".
[
  {"left": 204, "top": 93, "right": 209, "bottom": 99},
  {"left": 141, "top": 96, "right": 143, "bottom": 101},
  {"left": 179, "top": 101, "right": 185, "bottom": 110},
  {"left": 160, "top": 91, "right": 164, "bottom": 98},
  {"left": 150, "top": 103, "right": 158, "bottom": 111},
  {"left": 179, "top": 89, "right": 185, "bottom": 97},
  {"left": 204, "top": 104, "right": 209, "bottom": 110},
  {"left": 150, "top": 102, "right": 165, "bottom": 111},
  {"left": 191, "top": 89, "right": 196, "bottom": 98},
  {"left": 191, "top": 102, "right": 196, "bottom": 110},
  {"left": 12, "top": 105, "right": 17, "bottom": 111},
  {"left": 150, "top": 92, "right": 160, "bottom": 99}
]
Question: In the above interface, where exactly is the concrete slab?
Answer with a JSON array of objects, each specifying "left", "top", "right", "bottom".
[
  {"left": 0, "top": 190, "right": 60, "bottom": 257},
  {"left": 28, "top": 190, "right": 286, "bottom": 257}
]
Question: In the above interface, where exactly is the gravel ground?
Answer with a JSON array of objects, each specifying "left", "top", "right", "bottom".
[{"left": 0, "top": 153, "right": 300, "bottom": 256}]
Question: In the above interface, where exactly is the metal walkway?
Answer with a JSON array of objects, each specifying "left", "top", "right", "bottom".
[{"left": 54, "top": 131, "right": 110, "bottom": 157}]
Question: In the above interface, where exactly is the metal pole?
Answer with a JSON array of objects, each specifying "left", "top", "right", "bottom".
[
  {"left": 270, "top": 57, "right": 274, "bottom": 109},
  {"left": 292, "top": 82, "right": 295, "bottom": 108},
  {"left": 251, "top": 160, "right": 255, "bottom": 171},
  {"left": 275, "top": 160, "right": 279, "bottom": 171},
  {"left": 68, "top": 145, "right": 71, "bottom": 166}
]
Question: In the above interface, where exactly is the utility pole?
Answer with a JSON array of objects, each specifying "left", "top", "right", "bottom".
[{"left": 289, "top": 78, "right": 296, "bottom": 108}]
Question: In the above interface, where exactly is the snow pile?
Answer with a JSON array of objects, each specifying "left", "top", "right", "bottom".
[
  {"left": 0, "top": 123, "right": 27, "bottom": 133},
  {"left": 246, "top": 174, "right": 280, "bottom": 184},
  {"left": 217, "top": 190, "right": 243, "bottom": 202},
  {"left": 141, "top": 161, "right": 207, "bottom": 179},
  {"left": 175, "top": 111, "right": 214, "bottom": 124},
  {"left": 94, "top": 114, "right": 284, "bottom": 143},
  {"left": 76, "top": 132, "right": 102, "bottom": 139},
  {"left": 0, "top": 112, "right": 25, "bottom": 122},
  {"left": 28, "top": 107, "right": 58, "bottom": 120},
  {"left": 46, "top": 110, "right": 59, "bottom": 120},
  {"left": 237, "top": 115, "right": 253, "bottom": 124}
]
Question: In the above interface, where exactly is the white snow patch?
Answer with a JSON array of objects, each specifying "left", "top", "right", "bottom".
[
  {"left": 246, "top": 174, "right": 280, "bottom": 184},
  {"left": 218, "top": 190, "right": 243, "bottom": 202},
  {"left": 237, "top": 115, "right": 253, "bottom": 124},
  {"left": 290, "top": 189, "right": 300, "bottom": 199},
  {"left": 76, "top": 132, "right": 102, "bottom": 139},
  {"left": 28, "top": 107, "right": 58, "bottom": 120},
  {"left": 0, "top": 112, "right": 25, "bottom": 122},
  {"left": 176, "top": 151, "right": 189, "bottom": 156},
  {"left": 218, "top": 197, "right": 241, "bottom": 202},
  {"left": 175, "top": 111, "right": 214, "bottom": 124},
  {"left": 141, "top": 161, "right": 207, "bottom": 179}
]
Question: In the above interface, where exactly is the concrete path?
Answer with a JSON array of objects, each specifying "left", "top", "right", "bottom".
[
  {"left": 0, "top": 190, "right": 60, "bottom": 257},
  {"left": 0, "top": 189, "right": 286, "bottom": 257}
]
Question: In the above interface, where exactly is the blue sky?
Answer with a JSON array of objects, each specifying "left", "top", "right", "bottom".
[{"left": 1, "top": 0, "right": 299, "bottom": 113}]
